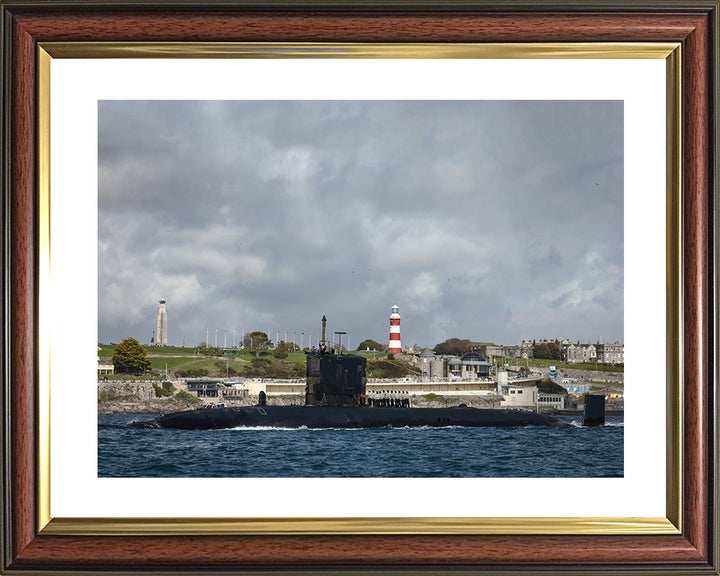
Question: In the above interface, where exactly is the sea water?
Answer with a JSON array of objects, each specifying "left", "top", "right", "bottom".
[{"left": 98, "top": 414, "right": 623, "bottom": 478}]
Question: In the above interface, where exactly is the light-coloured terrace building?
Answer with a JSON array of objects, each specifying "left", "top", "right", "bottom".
[
  {"left": 563, "top": 343, "right": 597, "bottom": 363},
  {"left": 596, "top": 341, "right": 624, "bottom": 364}
]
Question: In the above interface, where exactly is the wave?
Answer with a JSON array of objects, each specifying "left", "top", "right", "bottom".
[
  {"left": 227, "top": 426, "right": 307, "bottom": 431},
  {"left": 567, "top": 419, "right": 624, "bottom": 428},
  {"left": 225, "top": 424, "right": 470, "bottom": 432}
]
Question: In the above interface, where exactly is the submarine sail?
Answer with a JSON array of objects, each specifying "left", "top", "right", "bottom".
[{"left": 305, "top": 315, "right": 367, "bottom": 408}]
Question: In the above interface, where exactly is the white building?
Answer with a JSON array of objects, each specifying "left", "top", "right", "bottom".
[
  {"left": 500, "top": 384, "right": 538, "bottom": 408},
  {"left": 537, "top": 393, "right": 566, "bottom": 410},
  {"left": 97, "top": 358, "right": 114, "bottom": 377}
]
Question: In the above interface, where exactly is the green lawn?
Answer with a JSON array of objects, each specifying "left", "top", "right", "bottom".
[
  {"left": 170, "top": 356, "right": 250, "bottom": 376},
  {"left": 351, "top": 350, "right": 391, "bottom": 360},
  {"left": 148, "top": 356, "right": 203, "bottom": 371},
  {"left": 99, "top": 342, "right": 622, "bottom": 379},
  {"left": 509, "top": 357, "right": 624, "bottom": 373},
  {"left": 99, "top": 344, "right": 202, "bottom": 357}
]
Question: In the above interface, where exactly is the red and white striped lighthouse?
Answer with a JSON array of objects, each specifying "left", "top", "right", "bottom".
[{"left": 388, "top": 304, "right": 402, "bottom": 354}]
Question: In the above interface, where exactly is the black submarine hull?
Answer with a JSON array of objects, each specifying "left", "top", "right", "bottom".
[{"left": 133, "top": 405, "right": 566, "bottom": 430}]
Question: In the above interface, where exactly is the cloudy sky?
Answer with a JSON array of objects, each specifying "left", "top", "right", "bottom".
[{"left": 98, "top": 100, "right": 623, "bottom": 349}]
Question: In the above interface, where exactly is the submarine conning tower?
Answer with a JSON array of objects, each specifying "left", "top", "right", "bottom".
[{"left": 305, "top": 315, "right": 367, "bottom": 407}]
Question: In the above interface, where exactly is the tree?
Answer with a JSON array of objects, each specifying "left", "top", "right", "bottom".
[
  {"left": 112, "top": 337, "right": 151, "bottom": 375},
  {"left": 533, "top": 342, "right": 550, "bottom": 359},
  {"left": 357, "top": 339, "right": 385, "bottom": 351},
  {"left": 533, "top": 341, "right": 561, "bottom": 360},
  {"left": 274, "top": 340, "right": 289, "bottom": 359},
  {"left": 243, "top": 331, "right": 273, "bottom": 357},
  {"left": 433, "top": 338, "right": 474, "bottom": 356}
]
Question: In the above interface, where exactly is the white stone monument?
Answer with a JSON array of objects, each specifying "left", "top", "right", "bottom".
[{"left": 156, "top": 298, "right": 167, "bottom": 346}]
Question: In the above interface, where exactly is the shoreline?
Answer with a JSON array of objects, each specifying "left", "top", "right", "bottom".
[{"left": 97, "top": 380, "right": 623, "bottom": 415}]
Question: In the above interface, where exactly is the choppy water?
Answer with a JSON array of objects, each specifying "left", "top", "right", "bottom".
[{"left": 98, "top": 414, "right": 623, "bottom": 478}]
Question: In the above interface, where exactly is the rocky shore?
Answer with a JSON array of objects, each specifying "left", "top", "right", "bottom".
[
  {"left": 99, "top": 381, "right": 508, "bottom": 414},
  {"left": 98, "top": 372, "right": 623, "bottom": 415},
  {"left": 98, "top": 381, "right": 200, "bottom": 414}
]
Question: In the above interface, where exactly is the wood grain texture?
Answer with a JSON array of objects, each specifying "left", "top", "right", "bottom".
[
  {"left": 681, "top": 11, "right": 710, "bottom": 560},
  {"left": 10, "top": 15, "right": 38, "bottom": 563},
  {"left": 8, "top": 534, "right": 708, "bottom": 569},
  {"left": 12, "top": 12, "right": 707, "bottom": 42},
  {"left": 2, "top": 3, "right": 716, "bottom": 573}
]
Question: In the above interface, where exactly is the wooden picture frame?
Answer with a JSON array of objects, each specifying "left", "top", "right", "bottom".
[{"left": 2, "top": 1, "right": 717, "bottom": 573}]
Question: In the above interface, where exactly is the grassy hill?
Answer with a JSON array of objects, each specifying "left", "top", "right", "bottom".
[
  {"left": 509, "top": 357, "right": 624, "bottom": 373},
  {"left": 98, "top": 344, "right": 404, "bottom": 380},
  {"left": 100, "top": 343, "right": 622, "bottom": 381}
]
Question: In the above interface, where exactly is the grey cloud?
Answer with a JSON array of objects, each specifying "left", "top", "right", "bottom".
[{"left": 98, "top": 100, "right": 623, "bottom": 348}]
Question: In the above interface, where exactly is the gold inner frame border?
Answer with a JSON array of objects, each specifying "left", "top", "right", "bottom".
[{"left": 36, "top": 41, "right": 682, "bottom": 537}]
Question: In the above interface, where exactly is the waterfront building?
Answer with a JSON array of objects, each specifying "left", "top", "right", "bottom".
[
  {"left": 186, "top": 379, "right": 248, "bottom": 401},
  {"left": 97, "top": 344, "right": 115, "bottom": 377},
  {"left": 388, "top": 304, "right": 402, "bottom": 354},
  {"left": 418, "top": 347, "right": 445, "bottom": 382},
  {"left": 500, "top": 384, "right": 538, "bottom": 408},
  {"left": 97, "top": 358, "right": 115, "bottom": 377},
  {"left": 453, "top": 351, "right": 491, "bottom": 380},
  {"left": 537, "top": 392, "right": 566, "bottom": 411},
  {"left": 156, "top": 298, "right": 168, "bottom": 346},
  {"left": 415, "top": 350, "right": 494, "bottom": 382}
]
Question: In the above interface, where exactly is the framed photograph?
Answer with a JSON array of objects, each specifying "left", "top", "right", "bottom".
[{"left": 2, "top": 1, "right": 717, "bottom": 574}]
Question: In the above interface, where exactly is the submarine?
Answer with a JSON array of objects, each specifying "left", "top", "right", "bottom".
[{"left": 133, "top": 316, "right": 599, "bottom": 430}]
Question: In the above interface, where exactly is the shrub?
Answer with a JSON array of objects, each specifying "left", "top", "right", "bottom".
[
  {"left": 176, "top": 367, "right": 210, "bottom": 378},
  {"left": 175, "top": 391, "right": 202, "bottom": 406},
  {"left": 367, "top": 358, "right": 418, "bottom": 379},
  {"left": 199, "top": 347, "right": 222, "bottom": 356},
  {"left": 537, "top": 378, "right": 567, "bottom": 395},
  {"left": 357, "top": 339, "right": 385, "bottom": 352},
  {"left": 152, "top": 381, "right": 176, "bottom": 398},
  {"left": 274, "top": 341, "right": 289, "bottom": 359},
  {"left": 293, "top": 362, "right": 305, "bottom": 377}
]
